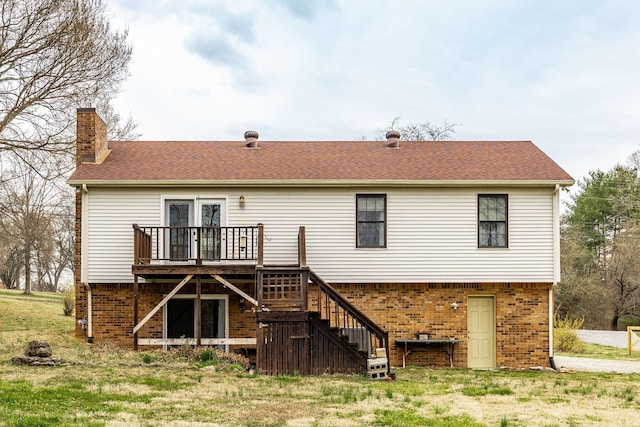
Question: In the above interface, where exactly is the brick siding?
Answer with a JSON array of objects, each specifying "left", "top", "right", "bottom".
[
  {"left": 328, "top": 282, "right": 551, "bottom": 368},
  {"left": 78, "top": 281, "right": 256, "bottom": 351},
  {"left": 75, "top": 108, "right": 107, "bottom": 164},
  {"left": 77, "top": 278, "right": 550, "bottom": 368}
]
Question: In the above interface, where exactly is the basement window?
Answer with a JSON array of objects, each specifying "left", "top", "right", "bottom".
[{"left": 356, "top": 194, "right": 386, "bottom": 248}]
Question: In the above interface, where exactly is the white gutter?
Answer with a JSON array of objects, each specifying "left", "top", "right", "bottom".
[{"left": 67, "top": 179, "right": 576, "bottom": 188}]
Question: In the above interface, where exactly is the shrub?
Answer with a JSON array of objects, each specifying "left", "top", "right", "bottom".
[
  {"left": 141, "top": 353, "right": 153, "bottom": 364},
  {"left": 554, "top": 315, "right": 585, "bottom": 353},
  {"left": 199, "top": 349, "right": 215, "bottom": 362},
  {"left": 62, "top": 287, "right": 75, "bottom": 316}
]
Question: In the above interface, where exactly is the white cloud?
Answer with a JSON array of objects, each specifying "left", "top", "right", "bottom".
[{"left": 106, "top": 0, "right": 640, "bottom": 182}]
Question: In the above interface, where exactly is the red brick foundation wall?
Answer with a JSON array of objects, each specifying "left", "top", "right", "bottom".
[
  {"left": 81, "top": 281, "right": 256, "bottom": 350},
  {"left": 326, "top": 282, "right": 551, "bottom": 368},
  {"left": 79, "top": 278, "right": 551, "bottom": 369}
]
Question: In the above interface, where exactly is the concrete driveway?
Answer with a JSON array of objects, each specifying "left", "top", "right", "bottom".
[{"left": 553, "top": 329, "right": 640, "bottom": 374}]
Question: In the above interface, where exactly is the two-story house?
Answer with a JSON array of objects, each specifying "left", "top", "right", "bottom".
[{"left": 68, "top": 108, "right": 573, "bottom": 375}]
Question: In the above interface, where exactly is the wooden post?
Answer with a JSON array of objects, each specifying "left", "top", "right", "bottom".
[
  {"left": 133, "top": 274, "right": 139, "bottom": 350},
  {"left": 196, "top": 275, "right": 202, "bottom": 347},
  {"left": 133, "top": 224, "right": 139, "bottom": 264},
  {"left": 301, "top": 270, "right": 309, "bottom": 311},
  {"left": 257, "top": 223, "right": 264, "bottom": 267},
  {"left": 298, "top": 226, "right": 307, "bottom": 267},
  {"left": 196, "top": 227, "right": 202, "bottom": 265},
  {"left": 257, "top": 270, "right": 263, "bottom": 308}
]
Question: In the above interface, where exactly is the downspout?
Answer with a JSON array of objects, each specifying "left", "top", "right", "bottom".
[
  {"left": 549, "top": 184, "right": 560, "bottom": 369},
  {"left": 85, "top": 284, "right": 93, "bottom": 343},
  {"left": 81, "top": 184, "right": 93, "bottom": 343}
]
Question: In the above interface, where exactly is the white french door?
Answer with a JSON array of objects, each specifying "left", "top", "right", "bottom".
[
  {"left": 197, "top": 200, "right": 225, "bottom": 261},
  {"left": 164, "top": 198, "right": 226, "bottom": 262},
  {"left": 165, "top": 200, "right": 194, "bottom": 261}
]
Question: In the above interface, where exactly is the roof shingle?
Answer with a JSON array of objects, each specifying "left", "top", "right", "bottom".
[{"left": 68, "top": 140, "right": 574, "bottom": 184}]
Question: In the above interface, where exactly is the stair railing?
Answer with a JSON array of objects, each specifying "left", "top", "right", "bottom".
[{"left": 308, "top": 269, "right": 390, "bottom": 364}]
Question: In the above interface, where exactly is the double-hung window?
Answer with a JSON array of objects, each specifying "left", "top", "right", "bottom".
[
  {"left": 356, "top": 194, "right": 386, "bottom": 248},
  {"left": 478, "top": 194, "right": 508, "bottom": 248}
]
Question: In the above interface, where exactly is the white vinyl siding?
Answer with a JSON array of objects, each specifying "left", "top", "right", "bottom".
[
  {"left": 87, "top": 188, "right": 160, "bottom": 282},
  {"left": 85, "top": 186, "right": 554, "bottom": 283}
]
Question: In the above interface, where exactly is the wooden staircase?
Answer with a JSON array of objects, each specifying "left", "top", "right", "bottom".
[{"left": 255, "top": 227, "right": 390, "bottom": 377}]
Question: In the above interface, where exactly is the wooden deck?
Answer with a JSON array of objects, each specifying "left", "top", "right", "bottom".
[
  {"left": 130, "top": 224, "right": 390, "bottom": 376},
  {"left": 132, "top": 263, "right": 257, "bottom": 279}
]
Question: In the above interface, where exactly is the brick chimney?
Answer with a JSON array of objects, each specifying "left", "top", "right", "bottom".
[{"left": 76, "top": 108, "right": 108, "bottom": 165}]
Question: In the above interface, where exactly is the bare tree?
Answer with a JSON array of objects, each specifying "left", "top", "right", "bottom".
[
  {"left": 0, "top": 155, "right": 58, "bottom": 294},
  {"left": 556, "top": 226, "right": 610, "bottom": 328},
  {"left": 0, "top": 222, "right": 22, "bottom": 289},
  {"left": 0, "top": 0, "right": 134, "bottom": 157},
  {"left": 377, "top": 117, "right": 459, "bottom": 141},
  {"left": 44, "top": 188, "right": 75, "bottom": 290},
  {"left": 605, "top": 226, "right": 640, "bottom": 329},
  {"left": 627, "top": 149, "right": 640, "bottom": 171}
]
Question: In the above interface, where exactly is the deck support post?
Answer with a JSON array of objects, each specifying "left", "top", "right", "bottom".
[
  {"left": 196, "top": 275, "right": 202, "bottom": 346},
  {"left": 257, "top": 224, "right": 264, "bottom": 267},
  {"left": 133, "top": 275, "right": 139, "bottom": 350},
  {"left": 298, "top": 226, "right": 306, "bottom": 267}
]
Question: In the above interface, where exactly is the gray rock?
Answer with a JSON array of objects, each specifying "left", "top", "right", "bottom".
[
  {"left": 12, "top": 341, "right": 62, "bottom": 366},
  {"left": 25, "top": 340, "right": 52, "bottom": 357},
  {"left": 12, "top": 356, "right": 62, "bottom": 366}
]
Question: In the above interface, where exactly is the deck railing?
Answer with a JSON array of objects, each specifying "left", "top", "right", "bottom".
[{"left": 133, "top": 224, "right": 263, "bottom": 265}]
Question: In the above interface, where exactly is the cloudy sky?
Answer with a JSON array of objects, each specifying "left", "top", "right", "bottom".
[{"left": 106, "top": 0, "right": 640, "bottom": 185}]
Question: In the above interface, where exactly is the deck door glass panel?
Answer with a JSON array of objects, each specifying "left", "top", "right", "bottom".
[
  {"left": 200, "top": 202, "right": 221, "bottom": 260},
  {"left": 167, "top": 299, "right": 194, "bottom": 338},
  {"left": 201, "top": 299, "right": 226, "bottom": 339},
  {"left": 166, "top": 296, "right": 227, "bottom": 349},
  {"left": 165, "top": 200, "right": 193, "bottom": 261}
]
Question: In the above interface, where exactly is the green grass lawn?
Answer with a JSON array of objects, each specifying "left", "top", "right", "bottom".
[
  {"left": 2, "top": 292, "right": 640, "bottom": 426},
  {"left": 557, "top": 342, "right": 640, "bottom": 361}
]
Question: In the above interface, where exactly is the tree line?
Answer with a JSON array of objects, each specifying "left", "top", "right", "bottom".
[
  {"left": 1, "top": 0, "right": 135, "bottom": 293},
  {"left": 556, "top": 152, "right": 640, "bottom": 329}
]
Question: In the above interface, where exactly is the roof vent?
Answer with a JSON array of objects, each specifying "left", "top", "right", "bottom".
[
  {"left": 244, "top": 130, "right": 259, "bottom": 148},
  {"left": 385, "top": 130, "right": 401, "bottom": 148}
]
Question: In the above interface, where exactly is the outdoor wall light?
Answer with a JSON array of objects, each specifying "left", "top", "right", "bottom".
[
  {"left": 239, "top": 195, "right": 245, "bottom": 207},
  {"left": 450, "top": 302, "right": 459, "bottom": 310},
  {"left": 240, "top": 235, "right": 247, "bottom": 250}
]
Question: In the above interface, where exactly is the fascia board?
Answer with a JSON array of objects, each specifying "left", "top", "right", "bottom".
[{"left": 67, "top": 179, "right": 576, "bottom": 188}]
